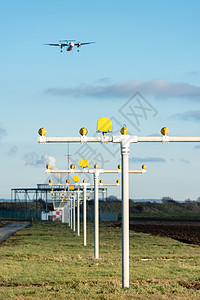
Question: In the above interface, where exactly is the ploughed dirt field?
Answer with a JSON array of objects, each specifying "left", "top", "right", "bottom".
[{"left": 114, "top": 217, "right": 200, "bottom": 246}]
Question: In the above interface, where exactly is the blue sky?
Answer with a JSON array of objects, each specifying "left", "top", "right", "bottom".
[{"left": 0, "top": 0, "right": 200, "bottom": 200}]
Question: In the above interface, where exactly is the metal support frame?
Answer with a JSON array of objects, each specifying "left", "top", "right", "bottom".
[
  {"left": 11, "top": 186, "right": 54, "bottom": 220},
  {"left": 47, "top": 168, "right": 143, "bottom": 260},
  {"left": 38, "top": 130, "right": 200, "bottom": 288}
]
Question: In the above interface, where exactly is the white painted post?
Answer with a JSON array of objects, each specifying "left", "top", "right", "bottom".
[
  {"left": 77, "top": 191, "right": 80, "bottom": 236},
  {"left": 70, "top": 198, "right": 73, "bottom": 230},
  {"left": 68, "top": 201, "right": 71, "bottom": 227},
  {"left": 73, "top": 194, "right": 76, "bottom": 232},
  {"left": 94, "top": 171, "right": 99, "bottom": 259},
  {"left": 83, "top": 184, "right": 87, "bottom": 246},
  {"left": 121, "top": 140, "right": 130, "bottom": 288},
  {"left": 66, "top": 202, "right": 70, "bottom": 226},
  {"left": 62, "top": 206, "right": 67, "bottom": 223}
]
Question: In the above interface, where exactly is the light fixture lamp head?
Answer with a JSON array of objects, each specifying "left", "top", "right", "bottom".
[
  {"left": 96, "top": 117, "right": 112, "bottom": 134},
  {"left": 38, "top": 127, "right": 47, "bottom": 136},
  {"left": 79, "top": 127, "right": 88, "bottom": 136},
  {"left": 73, "top": 175, "right": 79, "bottom": 183},
  {"left": 120, "top": 125, "right": 128, "bottom": 135},
  {"left": 80, "top": 158, "right": 89, "bottom": 168},
  {"left": 160, "top": 127, "right": 169, "bottom": 136}
]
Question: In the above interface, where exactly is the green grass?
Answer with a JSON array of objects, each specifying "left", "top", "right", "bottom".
[{"left": 0, "top": 221, "right": 200, "bottom": 299}]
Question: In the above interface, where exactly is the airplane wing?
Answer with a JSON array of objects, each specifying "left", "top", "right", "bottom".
[
  {"left": 44, "top": 43, "right": 68, "bottom": 46},
  {"left": 74, "top": 42, "right": 95, "bottom": 46}
]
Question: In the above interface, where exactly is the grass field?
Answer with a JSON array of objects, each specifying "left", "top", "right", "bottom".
[{"left": 0, "top": 221, "right": 200, "bottom": 299}]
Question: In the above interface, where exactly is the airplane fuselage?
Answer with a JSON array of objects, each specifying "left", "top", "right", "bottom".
[{"left": 67, "top": 42, "right": 74, "bottom": 51}]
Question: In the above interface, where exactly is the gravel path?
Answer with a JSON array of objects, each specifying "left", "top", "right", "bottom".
[{"left": 0, "top": 222, "right": 31, "bottom": 242}]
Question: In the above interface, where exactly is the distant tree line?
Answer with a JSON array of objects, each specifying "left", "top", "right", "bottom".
[{"left": 161, "top": 196, "right": 200, "bottom": 203}]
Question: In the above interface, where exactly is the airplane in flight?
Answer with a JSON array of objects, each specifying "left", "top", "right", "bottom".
[{"left": 44, "top": 40, "right": 95, "bottom": 52}]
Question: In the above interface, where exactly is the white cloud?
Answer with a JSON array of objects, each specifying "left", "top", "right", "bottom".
[
  {"left": 23, "top": 152, "right": 56, "bottom": 168},
  {"left": 130, "top": 156, "right": 166, "bottom": 163},
  {"left": 0, "top": 124, "right": 6, "bottom": 139},
  {"left": 171, "top": 110, "right": 200, "bottom": 122},
  {"left": 8, "top": 146, "right": 17, "bottom": 156},
  {"left": 45, "top": 78, "right": 200, "bottom": 99},
  {"left": 179, "top": 159, "right": 190, "bottom": 164},
  {"left": 23, "top": 153, "right": 65, "bottom": 183}
]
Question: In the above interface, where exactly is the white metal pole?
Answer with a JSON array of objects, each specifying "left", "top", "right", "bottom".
[
  {"left": 67, "top": 202, "right": 70, "bottom": 227},
  {"left": 68, "top": 202, "right": 71, "bottom": 227},
  {"left": 77, "top": 191, "right": 80, "bottom": 236},
  {"left": 62, "top": 206, "right": 67, "bottom": 223},
  {"left": 83, "top": 184, "right": 87, "bottom": 246},
  {"left": 73, "top": 194, "right": 76, "bottom": 232},
  {"left": 94, "top": 171, "right": 99, "bottom": 259},
  {"left": 121, "top": 140, "right": 130, "bottom": 289},
  {"left": 70, "top": 199, "right": 73, "bottom": 230}
]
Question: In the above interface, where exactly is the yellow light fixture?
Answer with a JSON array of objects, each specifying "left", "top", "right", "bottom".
[
  {"left": 94, "top": 164, "right": 99, "bottom": 169},
  {"left": 160, "top": 127, "right": 169, "bottom": 135},
  {"left": 49, "top": 179, "right": 52, "bottom": 183},
  {"left": 100, "top": 179, "right": 103, "bottom": 183},
  {"left": 70, "top": 164, "right": 75, "bottom": 169},
  {"left": 69, "top": 185, "right": 74, "bottom": 191},
  {"left": 38, "top": 127, "right": 47, "bottom": 136},
  {"left": 142, "top": 164, "right": 147, "bottom": 169},
  {"left": 46, "top": 164, "right": 51, "bottom": 169},
  {"left": 66, "top": 179, "right": 69, "bottom": 183},
  {"left": 116, "top": 179, "right": 120, "bottom": 183},
  {"left": 118, "top": 164, "right": 122, "bottom": 169},
  {"left": 120, "top": 125, "right": 128, "bottom": 135},
  {"left": 80, "top": 158, "right": 89, "bottom": 168},
  {"left": 96, "top": 117, "right": 112, "bottom": 133},
  {"left": 73, "top": 175, "right": 79, "bottom": 183},
  {"left": 79, "top": 127, "right": 88, "bottom": 136},
  {"left": 83, "top": 179, "right": 86, "bottom": 183}
]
